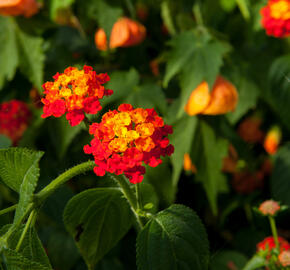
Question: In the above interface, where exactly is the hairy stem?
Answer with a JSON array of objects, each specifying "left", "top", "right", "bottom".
[
  {"left": 35, "top": 160, "right": 95, "bottom": 204},
  {"left": 109, "top": 174, "right": 143, "bottom": 230},
  {"left": 0, "top": 205, "right": 17, "bottom": 217},
  {"left": 15, "top": 210, "right": 35, "bottom": 252}
]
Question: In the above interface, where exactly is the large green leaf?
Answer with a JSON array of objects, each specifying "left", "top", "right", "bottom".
[
  {"left": 191, "top": 121, "right": 228, "bottom": 215},
  {"left": 270, "top": 143, "right": 290, "bottom": 207},
  {"left": 242, "top": 255, "right": 266, "bottom": 270},
  {"left": 0, "top": 148, "right": 44, "bottom": 223},
  {"left": 164, "top": 31, "right": 229, "bottom": 117},
  {"left": 63, "top": 188, "right": 133, "bottom": 269},
  {"left": 170, "top": 116, "right": 198, "bottom": 187},
  {"left": 210, "top": 250, "right": 248, "bottom": 270},
  {"left": 0, "top": 17, "right": 19, "bottom": 89},
  {"left": 16, "top": 29, "right": 44, "bottom": 90},
  {"left": 0, "top": 225, "right": 52, "bottom": 270},
  {"left": 136, "top": 204, "right": 209, "bottom": 270}
]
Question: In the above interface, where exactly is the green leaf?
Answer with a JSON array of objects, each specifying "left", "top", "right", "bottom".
[
  {"left": 102, "top": 68, "right": 140, "bottom": 107},
  {"left": 2, "top": 248, "right": 50, "bottom": 270},
  {"left": 136, "top": 204, "right": 209, "bottom": 270},
  {"left": 219, "top": 0, "right": 236, "bottom": 12},
  {"left": 192, "top": 121, "right": 228, "bottom": 215},
  {"left": 164, "top": 31, "right": 229, "bottom": 117},
  {"left": 0, "top": 17, "right": 19, "bottom": 89},
  {"left": 236, "top": 0, "right": 250, "bottom": 20},
  {"left": 0, "top": 225, "right": 52, "bottom": 269},
  {"left": 271, "top": 143, "right": 290, "bottom": 207},
  {"left": 0, "top": 148, "right": 43, "bottom": 223},
  {"left": 16, "top": 29, "right": 44, "bottom": 90},
  {"left": 50, "top": 0, "right": 75, "bottom": 20},
  {"left": 63, "top": 188, "right": 133, "bottom": 269},
  {"left": 170, "top": 116, "right": 197, "bottom": 186},
  {"left": 0, "top": 135, "right": 12, "bottom": 149},
  {"left": 87, "top": 0, "right": 123, "bottom": 39},
  {"left": 227, "top": 76, "right": 259, "bottom": 124},
  {"left": 125, "top": 83, "right": 168, "bottom": 115},
  {"left": 266, "top": 54, "right": 290, "bottom": 131},
  {"left": 143, "top": 158, "right": 176, "bottom": 207},
  {"left": 242, "top": 255, "right": 266, "bottom": 270},
  {"left": 210, "top": 250, "right": 248, "bottom": 270}
]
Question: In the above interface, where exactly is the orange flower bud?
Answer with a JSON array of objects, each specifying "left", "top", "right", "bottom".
[
  {"left": 150, "top": 59, "right": 160, "bottom": 77},
  {"left": 259, "top": 200, "right": 280, "bottom": 216},
  {"left": 185, "top": 76, "right": 238, "bottom": 116},
  {"left": 264, "top": 127, "right": 282, "bottom": 155},
  {"left": 0, "top": 0, "right": 39, "bottom": 17},
  {"left": 237, "top": 116, "right": 265, "bottom": 143},
  {"left": 183, "top": 153, "right": 197, "bottom": 174},
  {"left": 95, "top": 17, "right": 146, "bottom": 51},
  {"left": 222, "top": 144, "right": 238, "bottom": 173}
]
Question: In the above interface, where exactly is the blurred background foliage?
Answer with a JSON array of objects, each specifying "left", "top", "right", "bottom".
[{"left": 0, "top": 0, "right": 290, "bottom": 269}]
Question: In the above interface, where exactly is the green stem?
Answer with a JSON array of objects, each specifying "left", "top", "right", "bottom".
[
  {"left": 15, "top": 210, "right": 35, "bottom": 252},
  {"left": 193, "top": 1, "right": 204, "bottom": 27},
  {"left": 0, "top": 205, "right": 17, "bottom": 217},
  {"left": 135, "top": 183, "right": 142, "bottom": 210},
  {"left": 109, "top": 174, "right": 143, "bottom": 230},
  {"left": 269, "top": 216, "right": 279, "bottom": 249},
  {"left": 35, "top": 160, "right": 95, "bottom": 204}
]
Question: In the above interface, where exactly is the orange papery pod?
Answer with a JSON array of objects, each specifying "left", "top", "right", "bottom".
[{"left": 264, "top": 126, "right": 282, "bottom": 155}]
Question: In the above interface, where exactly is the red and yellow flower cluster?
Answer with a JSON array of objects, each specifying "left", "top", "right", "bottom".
[
  {"left": 41, "top": 65, "right": 113, "bottom": 126},
  {"left": 0, "top": 100, "right": 31, "bottom": 145},
  {"left": 84, "top": 104, "right": 174, "bottom": 184},
  {"left": 260, "top": 0, "right": 290, "bottom": 38},
  {"left": 0, "top": 0, "right": 39, "bottom": 17},
  {"left": 257, "top": 236, "right": 290, "bottom": 260}
]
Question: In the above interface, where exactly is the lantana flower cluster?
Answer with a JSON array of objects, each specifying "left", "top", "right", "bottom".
[
  {"left": 257, "top": 236, "right": 290, "bottom": 258},
  {"left": 260, "top": 0, "right": 290, "bottom": 38},
  {"left": 84, "top": 104, "right": 174, "bottom": 184},
  {"left": 41, "top": 65, "right": 113, "bottom": 126},
  {"left": 0, "top": 100, "right": 31, "bottom": 145}
]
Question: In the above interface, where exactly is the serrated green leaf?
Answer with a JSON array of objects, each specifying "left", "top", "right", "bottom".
[
  {"left": 0, "top": 17, "right": 19, "bottom": 89},
  {"left": 271, "top": 143, "right": 290, "bottom": 207},
  {"left": 2, "top": 248, "right": 50, "bottom": 270},
  {"left": 0, "top": 148, "right": 43, "bottom": 223},
  {"left": 16, "top": 28, "right": 44, "bottom": 90},
  {"left": 0, "top": 225, "right": 52, "bottom": 270},
  {"left": 192, "top": 121, "right": 228, "bottom": 215},
  {"left": 102, "top": 68, "right": 140, "bottom": 107},
  {"left": 210, "top": 250, "right": 248, "bottom": 270},
  {"left": 63, "top": 188, "right": 133, "bottom": 269},
  {"left": 227, "top": 76, "right": 259, "bottom": 124},
  {"left": 164, "top": 31, "right": 229, "bottom": 117},
  {"left": 242, "top": 255, "right": 266, "bottom": 270},
  {"left": 136, "top": 204, "right": 209, "bottom": 270},
  {"left": 170, "top": 116, "right": 197, "bottom": 187}
]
